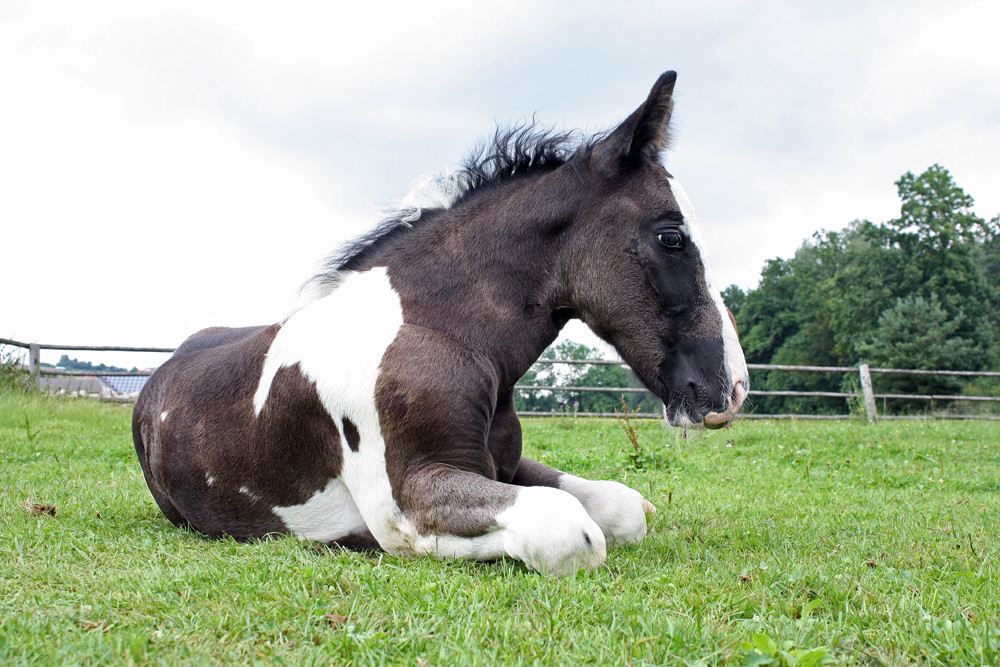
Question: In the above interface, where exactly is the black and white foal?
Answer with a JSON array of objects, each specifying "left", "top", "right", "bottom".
[{"left": 133, "top": 71, "right": 748, "bottom": 575}]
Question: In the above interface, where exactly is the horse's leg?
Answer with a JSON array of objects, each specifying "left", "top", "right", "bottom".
[
  {"left": 485, "top": 390, "right": 653, "bottom": 547},
  {"left": 511, "top": 457, "right": 653, "bottom": 547},
  {"left": 347, "top": 326, "right": 606, "bottom": 575},
  {"left": 388, "top": 465, "right": 606, "bottom": 575}
]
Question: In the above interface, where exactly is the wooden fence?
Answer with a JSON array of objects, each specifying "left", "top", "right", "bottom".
[
  {"left": 515, "top": 358, "right": 1000, "bottom": 421},
  {"left": 3, "top": 337, "right": 999, "bottom": 421}
]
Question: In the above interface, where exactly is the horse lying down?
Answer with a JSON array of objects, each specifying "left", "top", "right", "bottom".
[{"left": 133, "top": 71, "right": 748, "bottom": 575}]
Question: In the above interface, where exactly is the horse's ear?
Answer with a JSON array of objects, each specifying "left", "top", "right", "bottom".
[{"left": 592, "top": 71, "right": 676, "bottom": 176}]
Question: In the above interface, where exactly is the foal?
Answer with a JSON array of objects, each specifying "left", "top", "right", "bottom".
[{"left": 133, "top": 71, "right": 747, "bottom": 574}]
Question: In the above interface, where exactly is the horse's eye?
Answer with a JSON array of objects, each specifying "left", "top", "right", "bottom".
[{"left": 657, "top": 230, "right": 684, "bottom": 250}]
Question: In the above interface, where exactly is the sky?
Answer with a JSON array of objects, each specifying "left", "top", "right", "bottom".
[{"left": 3, "top": 0, "right": 999, "bottom": 369}]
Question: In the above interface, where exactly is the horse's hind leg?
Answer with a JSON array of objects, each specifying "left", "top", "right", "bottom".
[
  {"left": 511, "top": 457, "right": 653, "bottom": 547},
  {"left": 131, "top": 406, "right": 191, "bottom": 529},
  {"left": 133, "top": 450, "right": 191, "bottom": 529}
]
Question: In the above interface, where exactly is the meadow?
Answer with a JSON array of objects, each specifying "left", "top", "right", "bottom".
[{"left": 1, "top": 390, "right": 997, "bottom": 665}]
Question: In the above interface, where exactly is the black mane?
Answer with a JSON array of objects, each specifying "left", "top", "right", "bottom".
[
  {"left": 455, "top": 122, "right": 588, "bottom": 199},
  {"left": 303, "top": 123, "right": 594, "bottom": 296}
]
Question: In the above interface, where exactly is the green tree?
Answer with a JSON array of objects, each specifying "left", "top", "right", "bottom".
[
  {"left": 734, "top": 165, "right": 998, "bottom": 415},
  {"left": 721, "top": 284, "right": 746, "bottom": 319},
  {"left": 52, "top": 355, "right": 134, "bottom": 373},
  {"left": 855, "top": 295, "right": 980, "bottom": 411},
  {"left": 891, "top": 164, "right": 982, "bottom": 250},
  {"left": 886, "top": 166, "right": 995, "bottom": 363}
]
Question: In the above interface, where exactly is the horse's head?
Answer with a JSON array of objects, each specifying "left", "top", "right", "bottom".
[{"left": 565, "top": 71, "right": 748, "bottom": 428}]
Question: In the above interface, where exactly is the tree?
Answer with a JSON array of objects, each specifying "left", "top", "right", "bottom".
[
  {"left": 855, "top": 295, "right": 980, "bottom": 411},
  {"left": 890, "top": 164, "right": 982, "bottom": 250},
  {"left": 721, "top": 284, "right": 746, "bottom": 319},
  {"left": 733, "top": 165, "right": 998, "bottom": 415},
  {"left": 51, "top": 355, "right": 133, "bottom": 373},
  {"left": 737, "top": 242, "right": 844, "bottom": 414},
  {"left": 886, "top": 166, "right": 994, "bottom": 361}
]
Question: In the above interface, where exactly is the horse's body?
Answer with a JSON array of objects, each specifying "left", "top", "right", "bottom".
[{"left": 133, "top": 72, "right": 748, "bottom": 574}]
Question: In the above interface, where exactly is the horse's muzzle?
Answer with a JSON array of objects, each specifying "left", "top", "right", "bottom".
[{"left": 702, "top": 379, "right": 747, "bottom": 429}]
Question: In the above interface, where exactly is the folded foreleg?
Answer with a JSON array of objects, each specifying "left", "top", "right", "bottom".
[
  {"left": 388, "top": 466, "right": 607, "bottom": 575},
  {"left": 512, "top": 457, "right": 653, "bottom": 546}
]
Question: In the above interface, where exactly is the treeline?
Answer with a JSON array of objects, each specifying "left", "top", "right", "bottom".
[
  {"left": 42, "top": 355, "right": 137, "bottom": 374},
  {"left": 724, "top": 165, "right": 1000, "bottom": 415}
]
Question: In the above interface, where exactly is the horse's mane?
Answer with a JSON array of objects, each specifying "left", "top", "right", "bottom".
[{"left": 296, "top": 122, "right": 595, "bottom": 307}]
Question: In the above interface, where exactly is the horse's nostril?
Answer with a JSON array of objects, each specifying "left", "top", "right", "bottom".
[{"left": 731, "top": 380, "right": 747, "bottom": 411}]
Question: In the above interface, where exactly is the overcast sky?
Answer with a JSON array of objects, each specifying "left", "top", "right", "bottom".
[{"left": 3, "top": 0, "right": 999, "bottom": 368}]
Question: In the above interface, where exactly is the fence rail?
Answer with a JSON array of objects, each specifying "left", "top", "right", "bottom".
[{"left": 3, "top": 337, "right": 999, "bottom": 421}]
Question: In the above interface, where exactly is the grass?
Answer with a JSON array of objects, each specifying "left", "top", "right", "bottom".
[{"left": 1, "top": 390, "right": 998, "bottom": 665}]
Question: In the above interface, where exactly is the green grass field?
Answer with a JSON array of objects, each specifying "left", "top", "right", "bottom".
[{"left": 1, "top": 391, "right": 998, "bottom": 665}]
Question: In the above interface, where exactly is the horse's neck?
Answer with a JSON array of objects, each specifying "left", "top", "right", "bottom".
[{"left": 385, "top": 197, "right": 572, "bottom": 389}]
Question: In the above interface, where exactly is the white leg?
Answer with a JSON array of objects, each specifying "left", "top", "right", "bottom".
[
  {"left": 494, "top": 486, "right": 606, "bottom": 575},
  {"left": 557, "top": 474, "right": 652, "bottom": 547}
]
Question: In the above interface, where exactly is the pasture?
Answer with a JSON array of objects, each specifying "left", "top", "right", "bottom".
[{"left": 1, "top": 391, "right": 997, "bottom": 665}]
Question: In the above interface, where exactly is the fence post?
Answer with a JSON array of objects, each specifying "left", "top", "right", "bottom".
[
  {"left": 858, "top": 363, "right": 877, "bottom": 423},
  {"left": 28, "top": 343, "right": 41, "bottom": 379}
]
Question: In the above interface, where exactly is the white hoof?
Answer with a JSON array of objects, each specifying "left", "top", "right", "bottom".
[
  {"left": 558, "top": 476, "right": 649, "bottom": 547},
  {"left": 497, "top": 486, "right": 607, "bottom": 575}
]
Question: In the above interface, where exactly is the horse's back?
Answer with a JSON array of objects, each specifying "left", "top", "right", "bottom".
[{"left": 172, "top": 325, "right": 270, "bottom": 357}]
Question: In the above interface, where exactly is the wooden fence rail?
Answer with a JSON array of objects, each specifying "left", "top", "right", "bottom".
[{"left": 3, "top": 337, "right": 999, "bottom": 421}]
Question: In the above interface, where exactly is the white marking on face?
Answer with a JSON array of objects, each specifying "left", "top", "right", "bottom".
[
  {"left": 160, "top": 410, "right": 169, "bottom": 422},
  {"left": 666, "top": 176, "right": 749, "bottom": 411},
  {"left": 272, "top": 478, "right": 367, "bottom": 543}
]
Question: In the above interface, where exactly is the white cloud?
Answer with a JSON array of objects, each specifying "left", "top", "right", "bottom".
[{"left": 3, "top": 0, "right": 999, "bottom": 367}]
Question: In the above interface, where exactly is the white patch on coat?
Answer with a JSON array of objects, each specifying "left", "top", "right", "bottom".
[
  {"left": 252, "top": 268, "right": 412, "bottom": 552},
  {"left": 205, "top": 473, "right": 215, "bottom": 487},
  {"left": 272, "top": 478, "right": 368, "bottom": 543},
  {"left": 160, "top": 410, "right": 169, "bottom": 422},
  {"left": 557, "top": 474, "right": 647, "bottom": 546},
  {"left": 666, "top": 177, "right": 749, "bottom": 402},
  {"left": 238, "top": 486, "right": 259, "bottom": 501},
  {"left": 288, "top": 273, "right": 345, "bottom": 317}
]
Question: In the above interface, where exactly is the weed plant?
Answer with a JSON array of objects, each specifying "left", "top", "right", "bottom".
[{"left": 0, "top": 346, "right": 32, "bottom": 395}]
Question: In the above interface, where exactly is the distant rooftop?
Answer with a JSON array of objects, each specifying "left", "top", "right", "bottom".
[{"left": 98, "top": 375, "right": 150, "bottom": 396}]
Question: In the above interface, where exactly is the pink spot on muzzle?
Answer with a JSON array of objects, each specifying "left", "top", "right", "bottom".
[{"left": 702, "top": 378, "right": 747, "bottom": 429}]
